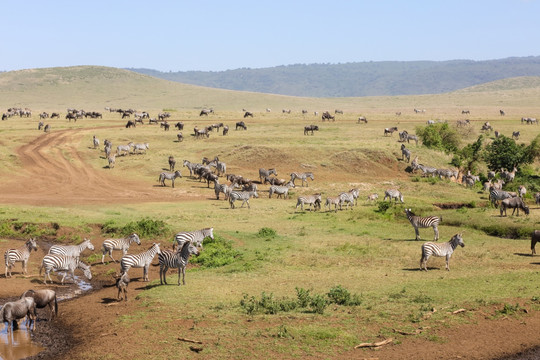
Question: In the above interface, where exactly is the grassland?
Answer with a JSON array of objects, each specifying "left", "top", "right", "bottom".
[{"left": 0, "top": 67, "right": 539, "bottom": 359}]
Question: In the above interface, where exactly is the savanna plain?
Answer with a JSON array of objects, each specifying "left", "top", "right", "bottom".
[{"left": 0, "top": 67, "right": 540, "bottom": 360}]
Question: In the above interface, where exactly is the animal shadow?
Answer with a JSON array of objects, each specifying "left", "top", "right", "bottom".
[{"left": 101, "top": 297, "right": 118, "bottom": 304}]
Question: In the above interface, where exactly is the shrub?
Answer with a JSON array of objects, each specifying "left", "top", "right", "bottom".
[
  {"left": 327, "top": 285, "right": 362, "bottom": 306},
  {"left": 376, "top": 201, "right": 391, "bottom": 213},
  {"left": 190, "top": 234, "right": 241, "bottom": 268},
  {"left": 416, "top": 123, "right": 460, "bottom": 153},
  {"left": 257, "top": 227, "right": 277, "bottom": 238}
]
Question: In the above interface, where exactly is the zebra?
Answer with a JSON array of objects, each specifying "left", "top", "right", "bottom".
[
  {"left": 48, "top": 238, "right": 95, "bottom": 260},
  {"left": 290, "top": 172, "right": 314, "bottom": 187},
  {"left": 40, "top": 255, "right": 92, "bottom": 284},
  {"left": 92, "top": 135, "right": 99, "bottom": 149},
  {"left": 182, "top": 160, "right": 200, "bottom": 177},
  {"left": 117, "top": 142, "right": 134, "bottom": 156},
  {"left": 417, "top": 164, "right": 437, "bottom": 177},
  {"left": 436, "top": 169, "right": 457, "bottom": 180},
  {"left": 107, "top": 153, "right": 116, "bottom": 169},
  {"left": 400, "top": 144, "right": 411, "bottom": 163},
  {"left": 404, "top": 208, "right": 441, "bottom": 241},
  {"left": 4, "top": 238, "right": 38, "bottom": 278},
  {"left": 132, "top": 143, "right": 149, "bottom": 154},
  {"left": 338, "top": 191, "right": 355, "bottom": 209},
  {"left": 406, "top": 134, "right": 419, "bottom": 145},
  {"left": 420, "top": 233, "right": 464, "bottom": 271},
  {"left": 209, "top": 160, "right": 227, "bottom": 176},
  {"left": 229, "top": 190, "right": 259, "bottom": 209},
  {"left": 158, "top": 240, "right": 199, "bottom": 286},
  {"left": 120, "top": 243, "right": 161, "bottom": 282},
  {"left": 367, "top": 193, "right": 379, "bottom": 203},
  {"left": 259, "top": 168, "right": 278, "bottom": 182},
  {"left": 268, "top": 182, "right": 294, "bottom": 199},
  {"left": 325, "top": 196, "right": 342, "bottom": 212},
  {"left": 489, "top": 188, "right": 513, "bottom": 208},
  {"left": 512, "top": 131, "right": 520, "bottom": 140},
  {"left": 173, "top": 227, "right": 214, "bottom": 250},
  {"left": 213, "top": 179, "right": 231, "bottom": 200},
  {"left": 384, "top": 189, "right": 404, "bottom": 203},
  {"left": 158, "top": 170, "right": 182, "bottom": 188},
  {"left": 101, "top": 233, "right": 141, "bottom": 263},
  {"left": 535, "top": 192, "right": 540, "bottom": 205},
  {"left": 518, "top": 185, "right": 527, "bottom": 198},
  {"left": 295, "top": 194, "right": 322, "bottom": 211}
]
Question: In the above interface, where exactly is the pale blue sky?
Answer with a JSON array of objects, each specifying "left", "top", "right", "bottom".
[{"left": 1, "top": 0, "right": 539, "bottom": 72}]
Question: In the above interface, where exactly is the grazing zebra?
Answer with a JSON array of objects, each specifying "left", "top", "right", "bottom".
[
  {"left": 92, "top": 135, "right": 99, "bottom": 149},
  {"left": 384, "top": 189, "right": 404, "bottom": 203},
  {"left": 406, "top": 134, "right": 419, "bottom": 145},
  {"left": 295, "top": 194, "right": 322, "bottom": 211},
  {"left": 158, "top": 241, "right": 199, "bottom": 286},
  {"left": 48, "top": 238, "right": 94, "bottom": 260},
  {"left": 436, "top": 168, "right": 457, "bottom": 180},
  {"left": 420, "top": 233, "right": 464, "bottom": 271},
  {"left": 401, "top": 144, "right": 411, "bottom": 163},
  {"left": 40, "top": 255, "right": 92, "bottom": 284},
  {"left": 4, "top": 238, "right": 38, "bottom": 278},
  {"left": 489, "top": 188, "right": 513, "bottom": 208},
  {"left": 405, "top": 208, "right": 441, "bottom": 241},
  {"left": 173, "top": 227, "right": 214, "bottom": 250},
  {"left": 168, "top": 156, "right": 176, "bottom": 171},
  {"left": 158, "top": 170, "right": 182, "bottom": 187},
  {"left": 290, "top": 172, "right": 314, "bottom": 187},
  {"left": 268, "top": 182, "right": 294, "bottom": 199},
  {"left": 324, "top": 196, "right": 342, "bottom": 212},
  {"left": 259, "top": 168, "right": 278, "bottom": 182},
  {"left": 366, "top": 193, "right": 379, "bottom": 203},
  {"left": 101, "top": 233, "right": 141, "bottom": 263},
  {"left": 120, "top": 243, "right": 161, "bottom": 282},
  {"left": 229, "top": 190, "right": 259, "bottom": 209},
  {"left": 531, "top": 230, "right": 540, "bottom": 255},
  {"left": 213, "top": 179, "right": 231, "bottom": 200}
]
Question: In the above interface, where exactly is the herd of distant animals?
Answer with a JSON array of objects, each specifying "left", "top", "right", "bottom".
[{"left": 1, "top": 105, "right": 539, "bottom": 333}]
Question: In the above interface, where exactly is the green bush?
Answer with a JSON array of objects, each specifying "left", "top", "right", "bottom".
[
  {"left": 327, "top": 285, "right": 362, "bottom": 306},
  {"left": 257, "top": 227, "right": 277, "bottom": 238},
  {"left": 416, "top": 123, "right": 460, "bottom": 153},
  {"left": 190, "top": 234, "right": 241, "bottom": 268},
  {"left": 101, "top": 218, "right": 169, "bottom": 238}
]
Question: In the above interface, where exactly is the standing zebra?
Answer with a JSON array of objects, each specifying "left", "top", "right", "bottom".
[
  {"left": 173, "top": 227, "right": 214, "bottom": 250},
  {"left": 229, "top": 190, "right": 259, "bottom": 209},
  {"left": 295, "top": 194, "right": 322, "bottom": 211},
  {"left": 400, "top": 144, "right": 411, "bottom": 163},
  {"left": 158, "top": 240, "right": 199, "bottom": 286},
  {"left": 268, "top": 182, "right": 294, "bottom": 199},
  {"left": 259, "top": 168, "right": 278, "bottom": 183},
  {"left": 183, "top": 160, "right": 200, "bottom": 177},
  {"left": 290, "top": 172, "right": 314, "bottom": 187},
  {"left": 420, "top": 233, "right": 465, "bottom": 271},
  {"left": 4, "top": 238, "right": 38, "bottom": 278},
  {"left": 101, "top": 233, "right": 141, "bottom": 264},
  {"left": 120, "top": 243, "right": 161, "bottom": 282},
  {"left": 107, "top": 153, "right": 116, "bottom": 169},
  {"left": 40, "top": 255, "right": 92, "bottom": 284},
  {"left": 213, "top": 179, "right": 231, "bottom": 200},
  {"left": 384, "top": 189, "right": 404, "bottom": 203},
  {"left": 489, "top": 188, "right": 513, "bottom": 208},
  {"left": 325, "top": 196, "right": 342, "bottom": 212},
  {"left": 48, "top": 238, "right": 95, "bottom": 260},
  {"left": 158, "top": 170, "right": 182, "bottom": 187},
  {"left": 338, "top": 191, "right": 355, "bottom": 209},
  {"left": 92, "top": 135, "right": 99, "bottom": 149},
  {"left": 405, "top": 208, "right": 441, "bottom": 241}
]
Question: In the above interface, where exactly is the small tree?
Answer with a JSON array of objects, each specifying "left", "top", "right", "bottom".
[
  {"left": 484, "top": 136, "right": 526, "bottom": 171},
  {"left": 416, "top": 123, "right": 460, "bottom": 153}
]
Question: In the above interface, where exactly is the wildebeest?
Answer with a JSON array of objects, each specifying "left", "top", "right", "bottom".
[
  {"left": 1, "top": 297, "right": 37, "bottom": 332},
  {"left": 335, "top": 109, "right": 343, "bottom": 114},
  {"left": 200, "top": 108, "right": 214, "bottom": 116},
  {"left": 66, "top": 113, "right": 77, "bottom": 122},
  {"left": 384, "top": 127, "right": 398, "bottom": 136},
  {"left": 160, "top": 122, "right": 170, "bottom": 131},
  {"left": 222, "top": 125, "right": 229, "bottom": 136},
  {"left": 38, "top": 121, "right": 44, "bottom": 130},
  {"left": 304, "top": 124, "right": 319, "bottom": 135},
  {"left": 20, "top": 289, "right": 58, "bottom": 321},
  {"left": 512, "top": 131, "right": 520, "bottom": 140},
  {"left": 357, "top": 116, "right": 367, "bottom": 123},
  {"left": 125, "top": 120, "right": 136, "bottom": 128},
  {"left": 500, "top": 197, "right": 529, "bottom": 216},
  {"left": 500, "top": 109, "right": 505, "bottom": 116},
  {"left": 532, "top": 230, "right": 540, "bottom": 255},
  {"left": 43, "top": 124, "right": 50, "bottom": 133},
  {"left": 236, "top": 121, "right": 247, "bottom": 130},
  {"left": 175, "top": 122, "right": 184, "bottom": 130},
  {"left": 168, "top": 156, "right": 176, "bottom": 171},
  {"left": 321, "top": 111, "right": 335, "bottom": 121},
  {"left": 50, "top": 112, "right": 60, "bottom": 119},
  {"left": 244, "top": 111, "right": 253, "bottom": 118},
  {"left": 462, "top": 110, "right": 470, "bottom": 114}
]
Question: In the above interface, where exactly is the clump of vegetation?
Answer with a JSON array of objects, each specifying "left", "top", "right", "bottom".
[
  {"left": 190, "top": 234, "right": 242, "bottom": 268},
  {"left": 496, "top": 303, "right": 522, "bottom": 316},
  {"left": 0, "top": 219, "right": 57, "bottom": 238},
  {"left": 101, "top": 218, "right": 169, "bottom": 238},
  {"left": 239, "top": 285, "right": 362, "bottom": 315},
  {"left": 257, "top": 227, "right": 277, "bottom": 239},
  {"left": 416, "top": 123, "right": 460, "bottom": 153},
  {"left": 376, "top": 201, "right": 391, "bottom": 213}
]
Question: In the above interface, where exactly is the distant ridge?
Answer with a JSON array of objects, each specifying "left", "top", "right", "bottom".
[{"left": 127, "top": 56, "right": 540, "bottom": 97}]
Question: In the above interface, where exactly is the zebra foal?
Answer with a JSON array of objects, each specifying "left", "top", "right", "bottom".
[
  {"left": 420, "top": 233, "right": 464, "bottom": 271},
  {"left": 101, "top": 233, "right": 141, "bottom": 263},
  {"left": 159, "top": 240, "right": 199, "bottom": 286},
  {"left": 405, "top": 208, "right": 441, "bottom": 241},
  {"left": 4, "top": 238, "right": 38, "bottom": 278},
  {"left": 120, "top": 243, "right": 161, "bottom": 282}
]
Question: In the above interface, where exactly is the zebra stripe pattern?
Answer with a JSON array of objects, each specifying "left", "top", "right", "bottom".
[
  {"left": 48, "top": 238, "right": 95, "bottom": 259},
  {"left": 420, "top": 233, "right": 465, "bottom": 271},
  {"left": 158, "top": 241, "right": 199, "bottom": 286},
  {"left": 4, "top": 238, "right": 38, "bottom": 278},
  {"left": 400, "top": 144, "right": 411, "bottom": 163},
  {"left": 338, "top": 191, "right": 355, "bottom": 209},
  {"left": 120, "top": 243, "right": 161, "bottom": 282},
  {"left": 214, "top": 180, "right": 230, "bottom": 200},
  {"left": 384, "top": 189, "right": 404, "bottom": 203},
  {"left": 489, "top": 188, "right": 513, "bottom": 207},
  {"left": 295, "top": 194, "right": 322, "bottom": 211},
  {"left": 325, "top": 196, "right": 342, "bottom": 212},
  {"left": 158, "top": 170, "right": 182, "bottom": 187},
  {"left": 229, "top": 190, "right": 259, "bottom": 209},
  {"left": 101, "top": 233, "right": 141, "bottom": 263},
  {"left": 259, "top": 168, "right": 277, "bottom": 182},
  {"left": 40, "top": 254, "right": 92, "bottom": 284},
  {"left": 405, "top": 208, "right": 441, "bottom": 241},
  {"left": 173, "top": 227, "right": 214, "bottom": 250},
  {"left": 269, "top": 182, "right": 294, "bottom": 199},
  {"left": 290, "top": 172, "right": 314, "bottom": 187}
]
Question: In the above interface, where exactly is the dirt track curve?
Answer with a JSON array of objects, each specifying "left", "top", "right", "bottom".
[{"left": 0, "top": 128, "right": 198, "bottom": 206}]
